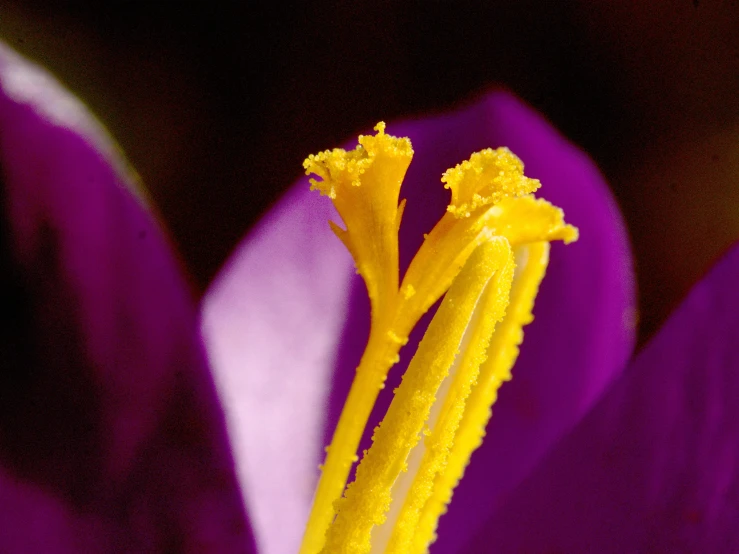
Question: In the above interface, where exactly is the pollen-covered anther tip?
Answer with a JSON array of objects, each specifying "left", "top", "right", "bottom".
[
  {"left": 303, "top": 145, "right": 372, "bottom": 199},
  {"left": 358, "top": 122, "right": 414, "bottom": 161},
  {"left": 442, "top": 147, "right": 541, "bottom": 218}
]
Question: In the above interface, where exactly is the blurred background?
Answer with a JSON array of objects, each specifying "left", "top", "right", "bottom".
[{"left": 0, "top": 0, "right": 737, "bottom": 343}]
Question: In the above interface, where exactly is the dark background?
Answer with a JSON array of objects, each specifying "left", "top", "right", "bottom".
[{"left": 1, "top": 0, "right": 738, "bottom": 342}]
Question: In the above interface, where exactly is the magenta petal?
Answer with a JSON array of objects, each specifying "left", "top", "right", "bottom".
[
  {"left": 0, "top": 45, "right": 253, "bottom": 552},
  {"left": 466, "top": 242, "right": 739, "bottom": 553}
]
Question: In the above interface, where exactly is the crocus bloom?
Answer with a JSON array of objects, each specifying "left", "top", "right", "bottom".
[{"left": 2, "top": 41, "right": 738, "bottom": 554}]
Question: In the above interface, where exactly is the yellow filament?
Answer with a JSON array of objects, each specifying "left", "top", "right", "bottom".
[
  {"left": 384, "top": 244, "right": 517, "bottom": 554},
  {"left": 301, "top": 124, "right": 413, "bottom": 554},
  {"left": 322, "top": 239, "right": 513, "bottom": 554},
  {"left": 411, "top": 242, "right": 551, "bottom": 551},
  {"left": 300, "top": 123, "right": 576, "bottom": 554},
  {"left": 300, "top": 325, "right": 405, "bottom": 554},
  {"left": 400, "top": 194, "right": 576, "bottom": 331}
]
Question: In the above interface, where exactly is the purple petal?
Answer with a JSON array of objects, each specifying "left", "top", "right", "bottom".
[
  {"left": 0, "top": 44, "right": 253, "bottom": 552},
  {"left": 465, "top": 241, "right": 739, "bottom": 553}
]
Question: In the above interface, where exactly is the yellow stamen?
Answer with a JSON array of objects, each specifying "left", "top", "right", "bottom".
[
  {"left": 399, "top": 194, "right": 576, "bottom": 333},
  {"left": 380, "top": 241, "right": 521, "bottom": 554},
  {"left": 324, "top": 239, "right": 513, "bottom": 553},
  {"left": 407, "top": 242, "right": 551, "bottom": 552},
  {"left": 300, "top": 123, "right": 577, "bottom": 554}
]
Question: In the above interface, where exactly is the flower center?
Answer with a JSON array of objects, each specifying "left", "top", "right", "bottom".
[{"left": 300, "top": 123, "right": 577, "bottom": 554}]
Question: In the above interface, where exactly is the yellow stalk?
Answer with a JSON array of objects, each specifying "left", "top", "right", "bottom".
[
  {"left": 411, "top": 242, "right": 550, "bottom": 551},
  {"left": 300, "top": 322, "right": 405, "bottom": 554},
  {"left": 300, "top": 123, "right": 576, "bottom": 553},
  {"left": 321, "top": 239, "right": 513, "bottom": 554},
  {"left": 384, "top": 243, "right": 516, "bottom": 554}
]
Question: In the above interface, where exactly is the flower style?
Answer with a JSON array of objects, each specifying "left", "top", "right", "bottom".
[
  {"left": 297, "top": 121, "right": 577, "bottom": 554},
  {"left": 1, "top": 42, "right": 738, "bottom": 553}
]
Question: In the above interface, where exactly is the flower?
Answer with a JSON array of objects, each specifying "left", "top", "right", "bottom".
[{"left": 1, "top": 40, "right": 737, "bottom": 554}]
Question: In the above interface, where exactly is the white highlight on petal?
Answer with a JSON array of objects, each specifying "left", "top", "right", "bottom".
[
  {"left": 202, "top": 185, "right": 354, "bottom": 554},
  {"left": 0, "top": 42, "right": 143, "bottom": 201}
]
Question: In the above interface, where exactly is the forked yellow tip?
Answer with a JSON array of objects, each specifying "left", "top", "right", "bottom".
[{"left": 300, "top": 123, "right": 578, "bottom": 554}]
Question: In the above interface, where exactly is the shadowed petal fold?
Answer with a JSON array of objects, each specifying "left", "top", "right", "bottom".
[
  {"left": 0, "top": 44, "right": 254, "bottom": 552},
  {"left": 467, "top": 241, "right": 739, "bottom": 553}
]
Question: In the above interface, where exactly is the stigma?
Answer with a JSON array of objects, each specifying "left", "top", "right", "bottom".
[{"left": 300, "top": 123, "right": 577, "bottom": 554}]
